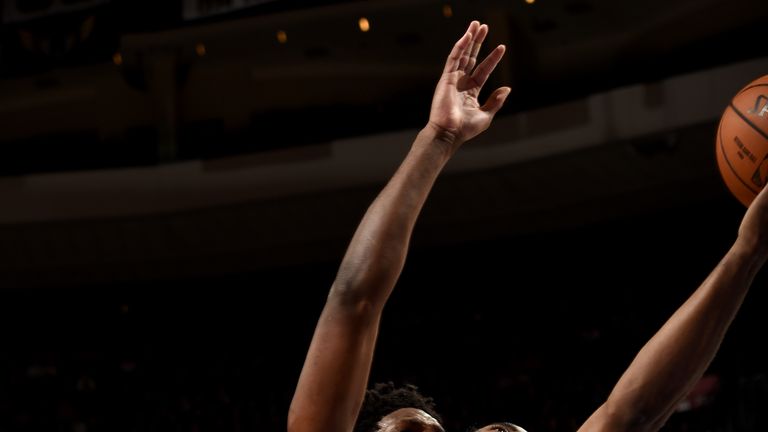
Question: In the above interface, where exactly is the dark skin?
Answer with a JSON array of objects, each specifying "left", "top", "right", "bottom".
[{"left": 288, "top": 20, "right": 768, "bottom": 432}]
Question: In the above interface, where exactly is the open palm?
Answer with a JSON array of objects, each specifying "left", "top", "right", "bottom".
[{"left": 428, "top": 21, "right": 511, "bottom": 148}]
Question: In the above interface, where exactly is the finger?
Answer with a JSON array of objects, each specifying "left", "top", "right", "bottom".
[
  {"left": 443, "top": 28, "right": 474, "bottom": 74},
  {"left": 470, "top": 44, "right": 506, "bottom": 92},
  {"left": 456, "top": 21, "right": 480, "bottom": 72},
  {"left": 465, "top": 24, "right": 488, "bottom": 73},
  {"left": 481, "top": 86, "right": 512, "bottom": 115}
]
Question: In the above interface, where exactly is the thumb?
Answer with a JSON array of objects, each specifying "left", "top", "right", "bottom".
[{"left": 481, "top": 86, "right": 511, "bottom": 116}]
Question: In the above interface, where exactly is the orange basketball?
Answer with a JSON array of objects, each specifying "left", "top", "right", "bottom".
[{"left": 716, "top": 75, "right": 768, "bottom": 207}]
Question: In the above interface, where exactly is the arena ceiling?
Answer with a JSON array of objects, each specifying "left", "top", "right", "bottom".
[{"left": 0, "top": 0, "right": 766, "bottom": 287}]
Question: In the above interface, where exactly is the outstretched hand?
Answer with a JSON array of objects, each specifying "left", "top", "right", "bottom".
[{"left": 428, "top": 21, "right": 511, "bottom": 150}]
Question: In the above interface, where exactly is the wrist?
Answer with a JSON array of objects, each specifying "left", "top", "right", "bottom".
[
  {"left": 420, "top": 122, "right": 463, "bottom": 157},
  {"left": 729, "top": 237, "right": 768, "bottom": 274}
]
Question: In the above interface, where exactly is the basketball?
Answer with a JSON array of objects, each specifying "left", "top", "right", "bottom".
[{"left": 716, "top": 75, "right": 768, "bottom": 207}]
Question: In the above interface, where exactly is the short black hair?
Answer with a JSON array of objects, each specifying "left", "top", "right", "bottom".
[{"left": 354, "top": 382, "right": 442, "bottom": 432}]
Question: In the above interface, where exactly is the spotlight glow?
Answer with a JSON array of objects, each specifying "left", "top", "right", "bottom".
[{"left": 358, "top": 17, "right": 370, "bottom": 32}]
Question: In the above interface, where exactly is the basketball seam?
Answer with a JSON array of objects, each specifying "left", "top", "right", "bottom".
[
  {"left": 720, "top": 106, "right": 761, "bottom": 195},
  {"left": 729, "top": 102, "right": 768, "bottom": 142},
  {"left": 738, "top": 83, "right": 768, "bottom": 95}
]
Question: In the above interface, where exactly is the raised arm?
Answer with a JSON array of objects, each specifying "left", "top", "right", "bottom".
[
  {"left": 288, "top": 21, "right": 510, "bottom": 432},
  {"left": 579, "top": 187, "right": 768, "bottom": 432}
]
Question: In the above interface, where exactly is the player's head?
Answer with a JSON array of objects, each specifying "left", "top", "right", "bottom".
[
  {"left": 354, "top": 382, "right": 443, "bottom": 432},
  {"left": 466, "top": 423, "right": 529, "bottom": 432},
  {"left": 355, "top": 382, "right": 528, "bottom": 432}
]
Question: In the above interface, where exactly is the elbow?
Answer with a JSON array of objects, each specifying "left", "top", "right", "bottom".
[
  {"left": 330, "top": 267, "right": 395, "bottom": 309},
  {"left": 327, "top": 278, "right": 385, "bottom": 317},
  {"left": 596, "top": 399, "right": 661, "bottom": 432},
  {"left": 604, "top": 400, "right": 653, "bottom": 432}
]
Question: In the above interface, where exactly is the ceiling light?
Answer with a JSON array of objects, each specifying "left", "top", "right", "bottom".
[{"left": 358, "top": 17, "right": 370, "bottom": 32}]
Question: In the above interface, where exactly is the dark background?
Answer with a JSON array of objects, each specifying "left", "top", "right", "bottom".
[{"left": 1, "top": 0, "right": 768, "bottom": 431}]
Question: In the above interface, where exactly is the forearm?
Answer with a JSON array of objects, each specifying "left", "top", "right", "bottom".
[
  {"left": 288, "top": 126, "right": 456, "bottom": 432},
  {"left": 602, "top": 241, "right": 767, "bottom": 430},
  {"left": 330, "top": 125, "right": 457, "bottom": 308}
]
